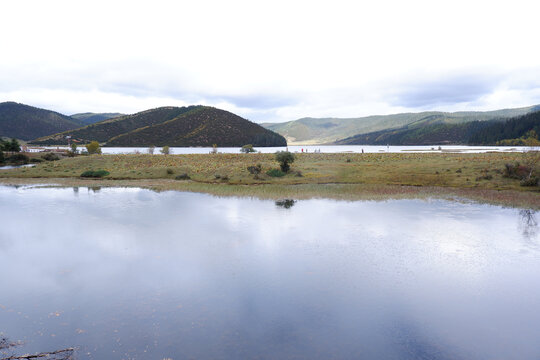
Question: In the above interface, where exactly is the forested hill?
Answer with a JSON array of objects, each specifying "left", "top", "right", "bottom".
[
  {"left": 107, "top": 106, "right": 286, "bottom": 147},
  {"left": 35, "top": 106, "right": 200, "bottom": 144},
  {"left": 70, "top": 112, "right": 125, "bottom": 125},
  {"left": 33, "top": 106, "right": 287, "bottom": 147},
  {"left": 263, "top": 105, "right": 539, "bottom": 145},
  {"left": 336, "top": 110, "right": 540, "bottom": 146},
  {"left": 469, "top": 111, "right": 540, "bottom": 145},
  {"left": 0, "top": 102, "right": 84, "bottom": 140}
]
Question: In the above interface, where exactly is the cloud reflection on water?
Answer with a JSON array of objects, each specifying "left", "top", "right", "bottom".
[{"left": 0, "top": 186, "right": 538, "bottom": 359}]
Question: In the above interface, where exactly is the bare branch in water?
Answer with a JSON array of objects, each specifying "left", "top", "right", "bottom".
[
  {"left": 1, "top": 336, "right": 74, "bottom": 360},
  {"left": 1, "top": 347, "right": 75, "bottom": 360}
]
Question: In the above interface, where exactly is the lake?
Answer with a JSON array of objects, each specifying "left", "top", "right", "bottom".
[
  {"left": 35, "top": 144, "right": 529, "bottom": 155},
  {"left": 0, "top": 186, "right": 539, "bottom": 359}
]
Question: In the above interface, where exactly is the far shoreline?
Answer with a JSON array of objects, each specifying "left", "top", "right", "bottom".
[{"left": 20, "top": 144, "right": 529, "bottom": 154}]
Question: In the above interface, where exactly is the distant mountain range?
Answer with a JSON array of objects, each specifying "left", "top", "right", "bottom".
[
  {"left": 2, "top": 100, "right": 540, "bottom": 147},
  {"left": 262, "top": 105, "right": 540, "bottom": 145},
  {"left": 336, "top": 108, "right": 540, "bottom": 146},
  {"left": 0, "top": 102, "right": 84, "bottom": 140},
  {"left": 70, "top": 112, "right": 125, "bottom": 125},
  {"left": 32, "top": 106, "right": 287, "bottom": 147}
]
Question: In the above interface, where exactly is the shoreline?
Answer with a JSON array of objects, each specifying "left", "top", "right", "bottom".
[
  {"left": 1, "top": 152, "right": 539, "bottom": 208},
  {"left": 1, "top": 177, "right": 538, "bottom": 209}
]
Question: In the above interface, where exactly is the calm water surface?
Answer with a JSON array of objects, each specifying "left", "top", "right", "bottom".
[
  {"left": 35, "top": 144, "right": 528, "bottom": 154},
  {"left": 0, "top": 186, "right": 539, "bottom": 359}
]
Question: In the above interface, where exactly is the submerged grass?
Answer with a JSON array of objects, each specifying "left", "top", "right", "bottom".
[{"left": 0, "top": 152, "right": 538, "bottom": 208}]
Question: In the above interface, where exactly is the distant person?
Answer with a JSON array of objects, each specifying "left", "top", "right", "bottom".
[
  {"left": 301, "top": 148, "right": 303, "bottom": 153},
  {"left": 362, "top": 148, "right": 364, "bottom": 153}
]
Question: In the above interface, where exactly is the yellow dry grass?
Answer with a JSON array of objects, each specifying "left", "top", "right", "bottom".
[{"left": 1, "top": 152, "right": 538, "bottom": 208}]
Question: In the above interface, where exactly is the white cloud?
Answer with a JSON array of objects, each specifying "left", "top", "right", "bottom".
[{"left": 1, "top": 0, "right": 540, "bottom": 121}]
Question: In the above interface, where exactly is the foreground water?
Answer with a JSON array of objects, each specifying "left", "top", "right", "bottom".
[{"left": 0, "top": 187, "right": 539, "bottom": 359}]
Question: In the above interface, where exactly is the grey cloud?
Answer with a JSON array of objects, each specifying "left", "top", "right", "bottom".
[
  {"left": 0, "top": 60, "right": 193, "bottom": 97},
  {"left": 4, "top": 57, "right": 540, "bottom": 122},
  {"left": 390, "top": 74, "right": 502, "bottom": 108},
  {"left": 0, "top": 59, "right": 299, "bottom": 114},
  {"left": 210, "top": 94, "right": 298, "bottom": 109}
]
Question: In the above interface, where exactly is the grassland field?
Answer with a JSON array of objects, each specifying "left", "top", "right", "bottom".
[{"left": 1, "top": 152, "right": 538, "bottom": 208}]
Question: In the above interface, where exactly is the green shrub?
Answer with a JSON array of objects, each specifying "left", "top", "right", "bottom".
[
  {"left": 41, "top": 153, "right": 60, "bottom": 161},
  {"left": 520, "top": 177, "right": 539, "bottom": 187},
  {"left": 85, "top": 141, "right": 102, "bottom": 155},
  {"left": 241, "top": 144, "right": 256, "bottom": 153},
  {"left": 6, "top": 153, "right": 29, "bottom": 165},
  {"left": 503, "top": 162, "right": 529, "bottom": 179},
  {"left": 166, "top": 168, "right": 174, "bottom": 175},
  {"left": 175, "top": 173, "right": 190, "bottom": 180},
  {"left": 247, "top": 164, "right": 262, "bottom": 174},
  {"left": 275, "top": 151, "right": 295, "bottom": 172},
  {"left": 266, "top": 168, "right": 286, "bottom": 177},
  {"left": 30, "top": 158, "right": 43, "bottom": 163},
  {"left": 0, "top": 150, "right": 3, "bottom": 164},
  {"left": 1, "top": 138, "right": 21, "bottom": 152},
  {"left": 504, "top": 162, "right": 537, "bottom": 186},
  {"left": 80, "top": 170, "right": 110, "bottom": 178},
  {"left": 161, "top": 146, "right": 170, "bottom": 155}
]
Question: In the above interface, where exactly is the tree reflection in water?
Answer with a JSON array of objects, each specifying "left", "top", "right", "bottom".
[
  {"left": 519, "top": 209, "right": 538, "bottom": 243},
  {"left": 275, "top": 199, "right": 296, "bottom": 209}
]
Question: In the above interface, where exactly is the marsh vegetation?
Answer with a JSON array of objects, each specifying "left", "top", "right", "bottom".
[{"left": 1, "top": 152, "right": 538, "bottom": 190}]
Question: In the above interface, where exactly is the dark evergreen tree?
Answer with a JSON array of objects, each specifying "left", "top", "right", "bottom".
[
  {"left": 8, "top": 138, "right": 21, "bottom": 152},
  {"left": 469, "top": 111, "right": 540, "bottom": 144}
]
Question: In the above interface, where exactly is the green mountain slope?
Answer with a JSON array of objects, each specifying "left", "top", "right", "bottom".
[
  {"left": 33, "top": 106, "right": 287, "bottom": 147},
  {"left": 335, "top": 121, "right": 490, "bottom": 145},
  {"left": 337, "top": 110, "right": 540, "bottom": 145},
  {"left": 263, "top": 105, "right": 538, "bottom": 145},
  {"left": 107, "top": 107, "right": 286, "bottom": 147},
  {"left": 33, "top": 106, "right": 199, "bottom": 144},
  {"left": 469, "top": 111, "right": 540, "bottom": 145},
  {"left": 0, "top": 102, "right": 84, "bottom": 140},
  {"left": 70, "top": 112, "right": 125, "bottom": 125}
]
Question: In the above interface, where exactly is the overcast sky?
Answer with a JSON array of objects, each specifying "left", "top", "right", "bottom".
[{"left": 1, "top": 0, "right": 540, "bottom": 122}]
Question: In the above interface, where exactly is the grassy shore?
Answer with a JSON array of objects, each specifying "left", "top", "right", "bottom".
[{"left": 1, "top": 152, "right": 538, "bottom": 208}]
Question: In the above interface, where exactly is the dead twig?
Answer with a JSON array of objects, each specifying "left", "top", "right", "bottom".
[{"left": 1, "top": 348, "right": 75, "bottom": 360}]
